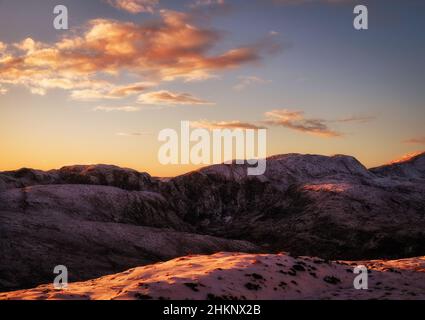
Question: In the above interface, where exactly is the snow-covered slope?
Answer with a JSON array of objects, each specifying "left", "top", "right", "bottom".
[{"left": 2, "top": 253, "right": 424, "bottom": 300}]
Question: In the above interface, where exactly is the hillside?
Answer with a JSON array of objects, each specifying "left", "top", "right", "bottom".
[
  {"left": 2, "top": 252, "right": 424, "bottom": 300},
  {"left": 1, "top": 152, "right": 424, "bottom": 292}
]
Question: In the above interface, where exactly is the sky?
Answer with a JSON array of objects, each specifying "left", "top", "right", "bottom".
[{"left": 0, "top": 0, "right": 424, "bottom": 176}]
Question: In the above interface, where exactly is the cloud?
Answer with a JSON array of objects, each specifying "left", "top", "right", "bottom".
[
  {"left": 138, "top": 90, "right": 214, "bottom": 106},
  {"left": 0, "top": 84, "right": 8, "bottom": 95},
  {"left": 233, "top": 76, "right": 271, "bottom": 91},
  {"left": 106, "top": 0, "right": 159, "bottom": 14},
  {"left": 0, "top": 11, "right": 273, "bottom": 97},
  {"left": 108, "top": 82, "right": 156, "bottom": 97},
  {"left": 191, "top": 120, "right": 265, "bottom": 130},
  {"left": 70, "top": 89, "right": 118, "bottom": 101},
  {"left": 186, "top": 110, "right": 372, "bottom": 136},
  {"left": 403, "top": 137, "right": 425, "bottom": 145},
  {"left": 94, "top": 105, "right": 141, "bottom": 112},
  {"left": 189, "top": 0, "right": 225, "bottom": 8},
  {"left": 0, "top": 41, "right": 7, "bottom": 53},
  {"left": 116, "top": 131, "right": 152, "bottom": 136},
  {"left": 331, "top": 115, "right": 376, "bottom": 124},
  {"left": 69, "top": 81, "right": 156, "bottom": 101},
  {"left": 264, "top": 109, "right": 342, "bottom": 137}
]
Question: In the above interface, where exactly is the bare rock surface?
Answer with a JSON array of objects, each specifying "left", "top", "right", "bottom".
[{"left": 2, "top": 252, "right": 424, "bottom": 300}]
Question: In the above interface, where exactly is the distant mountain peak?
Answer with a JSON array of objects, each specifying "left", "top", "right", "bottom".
[{"left": 370, "top": 151, "right": 425, "bottom": 180}]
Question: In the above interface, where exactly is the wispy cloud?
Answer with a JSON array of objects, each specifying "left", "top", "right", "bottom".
[
  {"left": 70, "top": 82, "right": 155, "bottom": 101},
  {"left": 0, "top": 41, "right": 7, "bottom": 56},
  {"left": 189, "top": 0, "right": 225, "bottom": 8},
  {"left": 233, "top": 76, "right": 271, "bottom": 91},
  {"left": 331, "top": 115, "right": 376, "bottom": 124},
  {"left": 108, "top": 82, "right": 156, "bottom": 97},
  {"left": 70, "top": 89, "right": 118, "bottom": 101},
  {"left": 138, "top": 90, "right": 214, "bottom": 106},
  {"left": 190, "top": 110, "right": 373, "bottom": 136},
  {"left": 0, "top": 84, "right": 7, "bottom": 95},
  {"left": 403, "top": 136, "right": 425, "bottom": 145},
  {"left": 116, "top": 131, "right": 152, "bottom": 136},
  {"left": 264, "top": 109, "right": 342, "bottom": 137},
  {"left": 191, "top": 120, "right": 265, "bottom": 130},
  {"left": 94, "top": 106, "right": 141, "bottom": 112},
  {"left": 106, "top": 0, "right": 159, "bottom": 14}
]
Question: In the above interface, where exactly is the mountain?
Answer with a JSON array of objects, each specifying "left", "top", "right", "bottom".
[
  {"left": 2, "top": 252, "right": 424, "bottom": 300},
  {"left": 1, "top": 152, "right": 424, "bottom": 292},
  {"left": 163, "top": 153, "right": 425, "bottom": 259}
]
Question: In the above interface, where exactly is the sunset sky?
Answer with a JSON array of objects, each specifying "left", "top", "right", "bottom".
[{"left": 0, "top": 0, "right": 424, "bottom": 176}]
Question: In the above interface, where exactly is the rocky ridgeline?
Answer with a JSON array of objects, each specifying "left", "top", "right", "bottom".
[{"left": 0, "top": 164, "right": 157, "bottom": 192}]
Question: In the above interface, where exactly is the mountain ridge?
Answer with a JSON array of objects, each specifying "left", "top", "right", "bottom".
[{"left": 3, "top": 151, "right": 425, "bottom": 186}]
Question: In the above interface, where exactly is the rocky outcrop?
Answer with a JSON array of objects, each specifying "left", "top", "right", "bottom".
[
  {"left": 0, "top": 164, "right": 159, "bottom": 192},
  {"left": 0, "top": 168, "right": 58, "bottom": 191},
  {"left": 57, "top": 165, "right": 159, "bottom": 191}
]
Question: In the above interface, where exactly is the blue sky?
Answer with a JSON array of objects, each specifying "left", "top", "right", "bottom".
[{"left": 0, "top": 0, "right": 424, "bottom": 175}]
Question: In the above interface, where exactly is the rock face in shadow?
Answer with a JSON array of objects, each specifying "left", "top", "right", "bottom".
[
  {"left": 163, "top": 153, "right": 425, "bottom": 260},
  {"left": 0, "top": 192, "right": 258, "bottom": 291},
  {"left": 0, "top": 185, "right": 188, "bottom": 231},
  {"left": 1, "top": 152, "right": 424, "bottom": 291}
]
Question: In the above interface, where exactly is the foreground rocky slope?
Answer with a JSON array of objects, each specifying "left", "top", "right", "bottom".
[
  {"left": 1, "top": 152, "right": 424, "bottom": 292},
  {"left": 0, "top": 185, "right": 257, "bottom": 291},
  {"left": 2, "top": 252, "right": 424, "bottom": 300}
]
